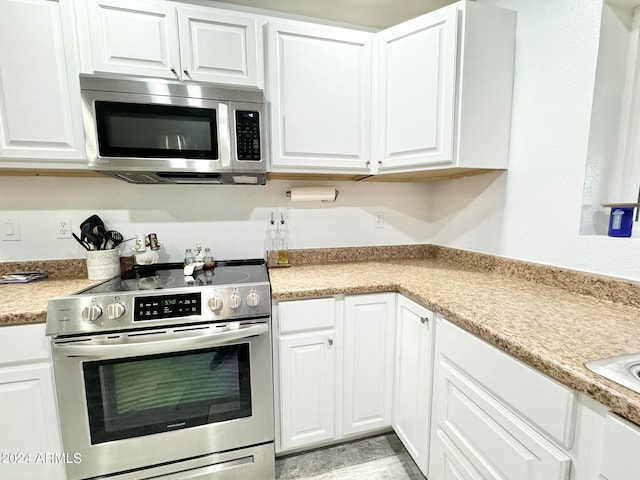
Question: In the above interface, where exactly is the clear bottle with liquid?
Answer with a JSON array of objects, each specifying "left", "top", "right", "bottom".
[
  {"left": 277, "top": 214, "right": 289, "bottom": 265},
  {"left": 203, "top": 248, "right": 215, "bottom": 269},
  {"left": 267, "top": 212, "right": 278, "bottom": 266}
]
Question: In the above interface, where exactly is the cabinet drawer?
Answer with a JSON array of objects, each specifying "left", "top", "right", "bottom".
[
  {"left": 439, "top": 320, "right": 576, "bottom": 448},
  {"left": 278, "top": 298, "right": 336, "bottom": 334},
  {"left": 431, "top": 355, "right": 571, "bottom": 480},
  {"left": 0, "top": 324, "right": 50, "bottom": 365}
]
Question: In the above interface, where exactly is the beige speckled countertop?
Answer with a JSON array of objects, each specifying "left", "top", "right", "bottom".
[
  {"left": 3, "top": 247, "right": 640, "bottom": 428},
  {"left": 0, "top": 257, "right": 133, "bottom": 326},
  {"left": 269, "top": 252, "right": 640, "bottom": 428}
]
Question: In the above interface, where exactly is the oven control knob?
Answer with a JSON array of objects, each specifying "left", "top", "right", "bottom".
[
  {"left": 106, "top": 302, "right": 126, "bottom": 320},
  {"left": 208, "top": 295, "right": 223, "bottom": 312},
  {"left": 247, "top": 289, "right": 260, "bottom": 308},
  {"left": 229, "top": 292, "right": 242, "bottom": 309},
  {"left": 82, "top": 304, "right": 103, "bottom": 323}
]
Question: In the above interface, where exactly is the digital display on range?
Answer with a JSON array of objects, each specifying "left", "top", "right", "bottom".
[{"left": 134, "top": 293, "right": 201, "bottom": 321}]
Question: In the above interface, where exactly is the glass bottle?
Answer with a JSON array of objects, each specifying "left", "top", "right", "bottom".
[
  {"left": 267, "top": 213, "right": 278, "bottom": 266},
  {"left": 203, "top": 248, "right": 215, "bottom": 269},
  {"left": 184, "top": 248, "right": 195, "bottom": 266},
  {"left": 277, "top": 214, "right": 289, "bottom": 265}
]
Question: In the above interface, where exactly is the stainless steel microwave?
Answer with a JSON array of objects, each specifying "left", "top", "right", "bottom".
[{"left": 80, "top": 74, "right": 268, "bottom": 185}]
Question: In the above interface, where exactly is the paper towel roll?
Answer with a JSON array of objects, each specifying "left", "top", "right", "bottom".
[{"left": 287, "top": 187, "right": 338, "bottom": 202}]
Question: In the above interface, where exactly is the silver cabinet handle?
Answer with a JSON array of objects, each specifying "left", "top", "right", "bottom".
[
  {"left": 183, "top": 69, "right": 191, "bottom": 78},
  {"left": 420, "top": 316, "right": 429, "bottom": 325},
  {"left": 170, "top": 67, "right": 179, "bottom": 78},
  {"left": 328, "top": 338, "right": 334, "bottom": 346}
]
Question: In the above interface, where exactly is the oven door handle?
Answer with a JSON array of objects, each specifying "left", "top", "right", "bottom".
[{"left": 53, "top": 323, "right": 268, "bottom": 357}]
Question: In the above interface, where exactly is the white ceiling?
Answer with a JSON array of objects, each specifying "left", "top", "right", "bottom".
[{"left": 211, "top": 0, "right": 457, "bottom": 28}]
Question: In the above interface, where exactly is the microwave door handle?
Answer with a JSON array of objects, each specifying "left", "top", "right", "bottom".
[
  {"left": 218, "top": 103, "right": 231, "bottom": 168},
  {"left": 53, "top": 323, "right": 268, "bottom": 357}
]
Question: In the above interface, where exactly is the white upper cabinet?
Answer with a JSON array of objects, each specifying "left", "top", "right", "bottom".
[
  {"left": 85, "top": 0, "right": 180, "bottom": 79},
  {"left": 376, "top": 1, "right": 516, "bottom": 174},
  {"left": 376, "top": 6, "right": 458, "bottom": 171},
  {"left": 178, "top": 8, "right": 258, "bottom": 86},
  {"left": 266, "top": 22, "right": 373, "bottom": 172},
  {"left": 0, "top": 0, "right": 85, "bottom": 167},
  {"left": 265, "top": 0, "right": 515, "bottom": 176},
  {"left": 80, "top": 0, "right": 260, "bottom": 87}
]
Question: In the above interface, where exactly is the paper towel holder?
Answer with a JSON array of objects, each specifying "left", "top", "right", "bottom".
[{"left": 286, "top": 187, "right": 339, "bottom": 203}]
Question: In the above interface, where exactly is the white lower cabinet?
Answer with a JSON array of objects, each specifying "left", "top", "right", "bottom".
[
  {"left": 277, "top": 297, "right": 337, "bottom": 452},
  {"left": 275, "top": 293, "right": 395, "bottom": 453},
  {"left": 392, "top": 295, "right": 435, "bottom": 476},
  {"left": 598, "top": 413, "right": 640, "bottom": 480},
  {"left": 343, "top": 294, "right": 395, "bottom": 436},
  {"left": 275, "top": 293, "right": 640, "bottom": 480},
  {"left": 0, "top": 324, "right": 65, "bottom": 480},
  {"left": 429, "top": 318, "right": 574, "bottom": 480}
]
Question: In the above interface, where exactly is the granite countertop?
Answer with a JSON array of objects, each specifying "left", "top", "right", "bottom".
[
  {"left": 0, "top": 277, "right": 99, "bottom": 326},
  {"left": 3, "top": 247, "right": 640, "bottom": 428},
  {"left": 269, "top": 255, "right": 640, "bottom": 427},
  {"left": 0, "top": 257, "right": 133, "bottom": 327}
]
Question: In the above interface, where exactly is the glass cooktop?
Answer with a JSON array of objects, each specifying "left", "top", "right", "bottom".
[{"left": 80, "top": 259, "right": 268, "bottom": 294}]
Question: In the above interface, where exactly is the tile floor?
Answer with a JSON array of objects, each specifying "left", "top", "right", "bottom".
[{"left": 275, "top": 433, "right": 426, "bottom": 480}]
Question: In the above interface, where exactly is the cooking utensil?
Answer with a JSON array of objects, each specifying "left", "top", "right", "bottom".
[
  {"left": 80, "top": 215, "right": 106, "bottom": 250},
  {"left": 93, "top": 224, "right": 107, "bottom": 250},
  {"left": 72, "top": 233, "right": 90, "bottom": 251},
  {"left": 105, "top": 230, "right": 124, "bottom": 250}
]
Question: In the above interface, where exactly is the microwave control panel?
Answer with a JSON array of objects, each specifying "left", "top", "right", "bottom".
[{"left": 235, "top": 111, "right": 261, "bottom": 161}]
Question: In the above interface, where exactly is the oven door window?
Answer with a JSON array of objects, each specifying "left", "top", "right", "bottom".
[
  {"left": 95, "top": 101, "right": 218, "bottom": 159},
  {"left": 83, "top": 345, "right": 251, "bottom": 444}
]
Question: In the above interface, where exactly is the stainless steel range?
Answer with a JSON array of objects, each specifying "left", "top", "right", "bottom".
[{"left": 46, "top": 260, "right": 274, "bottom": 480}]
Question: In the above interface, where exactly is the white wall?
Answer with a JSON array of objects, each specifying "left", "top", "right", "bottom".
[
  {"left": 5, "top": 0, "right": 640, "bottom": 282},
  {"left": 430, "top": 0, "right": 640, "bottom": 282},
  {"left": 0, "top": 176, "right": 430, "bottom": 262},
  {"left": 582, "top": 2, "right": 634, "bottom": 235}
]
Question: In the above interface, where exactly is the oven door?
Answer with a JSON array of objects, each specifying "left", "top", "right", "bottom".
[{"left": 51, "top": 320, "right": 273, "bottom": 480}]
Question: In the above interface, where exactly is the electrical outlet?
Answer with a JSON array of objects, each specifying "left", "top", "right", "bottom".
[
  {"left": 56, "top": 218, "right": 72, "bottom": 239},
  {"left": 374, "top": 212, "right": 385, "bottom": 229}
]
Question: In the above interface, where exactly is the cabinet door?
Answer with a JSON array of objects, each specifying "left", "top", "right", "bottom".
[
  {"left": 599, "top": 413, "right": 640, "bottom": 480},
  {"left": 279, "top": 330, "right": 336, "bottom": 451},
  {"left": 267, "top": 22, "right": 372, "bottom": 172},
  {"left": 0, "top": 363, "right": 65, "bottom": 480},
  {"left": 343, "top": 293, "right": 395, "bottom": 436},
  {"left": 0, "top": 0, "right": 84, "bottom": 165},
  {"left": 392, "top": 295, "right": 434, "bottom": 475},
  {"left": 178, "top": 8, "right": 259, "bottom": 87},
  {"left": 86, "top": 0, "right": 180, "bottom": 79},
  {"left": 376, "top": 5, "right": 458, "bottom": 172}
]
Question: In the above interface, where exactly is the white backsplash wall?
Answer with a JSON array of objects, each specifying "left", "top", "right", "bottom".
[
  {"left": 428, "top": 0, "right": 640, "bottom": 282},
  {"left": 0, "top": 176, "right": 430, "bottom": 262}
]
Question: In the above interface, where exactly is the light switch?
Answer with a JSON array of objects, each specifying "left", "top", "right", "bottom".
[{"left": 2, "top": 217, "right": 21, "bottom": 241}]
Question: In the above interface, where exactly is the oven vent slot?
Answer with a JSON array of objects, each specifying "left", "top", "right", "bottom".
[
  {"left": 127, "top": 330, "right": 168, "bottom": 338},
  {"left": 173, "top": 326, "right": 211, "bottom": 333},
  {"left": 54, "top": 338, "right": 93, "bottom": 345}
]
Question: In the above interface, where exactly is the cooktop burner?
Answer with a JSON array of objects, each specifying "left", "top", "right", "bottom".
[{"left": 80, "top": 259, "right": 267, "bottom": 294}]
